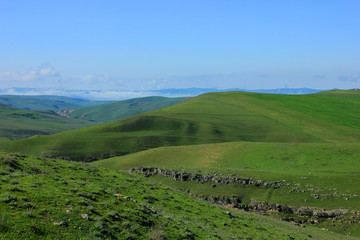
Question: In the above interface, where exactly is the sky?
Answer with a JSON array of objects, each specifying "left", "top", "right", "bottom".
[{"left": 0, "top": 0, "right": 359, "bottom": 92}]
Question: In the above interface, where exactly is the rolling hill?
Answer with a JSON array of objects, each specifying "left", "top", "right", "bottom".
[
  {"left": 64, "top": 96, "right": 186, "bottom": 123},
  {"left": 0, "top": 103, "right": 98, "bottom": 140},
  {"left": 0, "top": 95, "right": 110, "bottom": 110},
  {"left": 1, "top": 90, "right": 359, "bottom": 161}
]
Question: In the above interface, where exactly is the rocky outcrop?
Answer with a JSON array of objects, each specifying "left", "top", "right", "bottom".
[
  {"left": 130, "top": 166, "right": 286, "bottom": 189},
  {"left": 56, "top": 109, "right": 75, "bottom": 118},
  {"left": 241, "top": 200, "right": 359, "bottom": 219},
  {"left": 189, "top": 193, "right": 243, "bottom": 209}
]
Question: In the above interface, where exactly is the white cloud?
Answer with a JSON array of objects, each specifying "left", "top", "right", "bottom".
[
  {"left": 37, "top": 64, "right": 60, "bottom": 78},
  {"left": 0, "top": 64, "right": 61, "bottom": 83}
]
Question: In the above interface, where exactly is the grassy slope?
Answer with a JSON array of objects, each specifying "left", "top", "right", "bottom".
[
  {"left": 68, "top": 96, "right": 186, "bottom": 123},
  {"left": 94, "top": 141, "right": 360, "bottom": 173},
  {"left": 0, "top": 105, "right": 98, "bottom": 140},
  {"left": 94, "top": 141, "right": 360, "bottom": 236},
  {"left": 1, "top": 90, "right": 360, "bottom": 161},
  {"left": 0, "top": 152, "right": 351, "bottom": 240},
  {"left": 92, "top": 143, "right": 360, "bottom": 207},
  {"left": 0, "top": 95, "right": 110, "bottom": 110},
  {"left": 94, "top": 141, "right": 360, "bottom": 207}
]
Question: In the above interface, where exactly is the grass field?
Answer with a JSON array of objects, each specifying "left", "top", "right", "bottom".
[
  {"left": 0, "top": 104, "right": 98, "bottom": 139},
  {"left": 1, "top": 90, "right": 359, "bottom": 161},
  {"left": 94, "top": 141, "right": 360, "bottom": 172},
  {"left": 93, "top": 141, "right": 360, "bottom": 237},
  {"left": 94, "top": 141, "right": 360, "bottom": 211},
  {"left": 1, "top": 152, "right": 349, "bottom": 239},
  {"left": 67, "top": 96, "right": 186, "bottom": 123}
]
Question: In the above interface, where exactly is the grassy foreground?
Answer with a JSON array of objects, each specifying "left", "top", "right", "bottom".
[
  {"left": 0, "top": 152, "right": 350, "bottom": 239},
  {"left": 1, "top": 90, "right": 360, "bottom": 161}
]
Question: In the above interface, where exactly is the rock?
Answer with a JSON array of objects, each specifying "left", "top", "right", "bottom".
[
  {"left": 212, "top": 184, "right": 216, "bottom": 188},
  {"left": 66, "top": 210, "right": 71, "bottom": 213},
  {"left": 54, "top": 221, "right": 68, "bottom": 227},
  {"left": 311, "top": 194, "right": 320, "bottom": 199},
  {"left": 81, "top": 214, "right": 89, "bottom": 220},
  {"left": 296, "top": 207, "right": 314, "bottom": 217}
]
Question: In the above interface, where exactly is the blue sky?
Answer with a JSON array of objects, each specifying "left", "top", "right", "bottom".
[{"left": 0, "top": 0, "right": 359, "bottom": 91}]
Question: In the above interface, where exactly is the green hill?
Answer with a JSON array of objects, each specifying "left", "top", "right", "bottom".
[
  {"left": 1, "top": 90, "right": 360, "bottom": 161},
  {"left": 0, "top": 152, "right": 350, "bottom": 239},
  {"left": 66, "top": 96, "right": 186, "bottom": 123},
  {"left": 0, "top": 95, "right": 110, "bottom": 110},
  {"left": 0, "top": 104, "right": 98, "bottom": 140}
]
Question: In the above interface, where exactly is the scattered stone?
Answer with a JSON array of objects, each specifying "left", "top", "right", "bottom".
[
  {"left": 81, "top": 214, "right": 89, "bottom": 220},
  {"left": 130, "top": 166, "right": 285, "bottom": 189},
  {"left": 54, "top": 221, "right": 68, "bottom": 227},
  {"left": 212, "top": 184, "right": 216, "bottom": 188},
  {"left": 311, "top": 194, "right": 319, "bottom": 199}
]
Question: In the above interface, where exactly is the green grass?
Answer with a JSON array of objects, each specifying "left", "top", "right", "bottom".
[
  {"left": 0, "top": 107, "right": 98, "bottom": 140},
  {"left": 67, "top": 96, "right": 186, "bottom": 122},
  {"left": 1, "top": 90, "right": 360, "bottom": 161},
  {"left": 1, "top": 152, "right": 350, "bottom": 239},
  {"left": 96, "top": 141, "right": 360, "bottom": 173},
  {"left": 0, "top": 95, "right": 110, "bottom": 110},
  {"left": 93, "top": 141, "right": 360, "bottom": 236},
  {"left": 94, "top": 141, "right": 360, "bottom": 210}
]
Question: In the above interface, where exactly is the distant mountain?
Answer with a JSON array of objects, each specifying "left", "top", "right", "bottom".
[
  {"left": 0, "top": 95, "right": 111, "bottom": 110},
  {"left": 63, "top": 96, "right": 186, "bottom": 123},
  {"left": 0, "top": 87, "right": 324, "bottom": 100}
]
